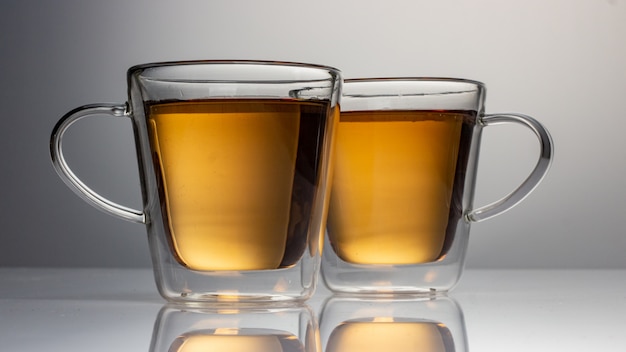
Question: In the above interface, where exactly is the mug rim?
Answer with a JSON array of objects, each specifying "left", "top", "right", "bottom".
[
  {"left": 128, "top": 59, "right": 342, "bottom": 80},
  {"left": 339, "top": 77, "right": 486, "bottom": 111},
  {"left": 344, "top": 77, "right": 485, "bottom": 88}
]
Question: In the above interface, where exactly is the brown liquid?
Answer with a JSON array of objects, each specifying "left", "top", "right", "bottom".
[
  {"left": 170, "top": 328, "right": 305, "bottom": 352},
  {"left": 327, "top": 110, "right": 474, "bottom": 265},
  {"left": 147, "top": 99, "right": 328, "bottom": 271},
  {"left": 326, "top": 319, "right": 455, "bottom": 352}
]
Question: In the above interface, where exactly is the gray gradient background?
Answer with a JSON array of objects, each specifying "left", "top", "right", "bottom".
[{"left": 1, "top": 0, "right": 625, "bottom": 269}]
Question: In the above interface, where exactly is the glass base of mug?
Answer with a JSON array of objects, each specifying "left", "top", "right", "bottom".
[
  {"left": 320, "top": 232, "right": 467, "bottom": 295},
  {"left": 151, "top": 257, "right": 319, "bottom": 303}
]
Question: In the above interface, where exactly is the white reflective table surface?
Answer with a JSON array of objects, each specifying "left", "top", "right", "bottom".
[{"left": 1, "top": 268, "right": 625, "bottom": 351}]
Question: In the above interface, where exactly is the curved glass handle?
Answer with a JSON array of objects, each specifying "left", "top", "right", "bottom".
[
  {"left": 50, "top": 104, "right": 146, "bottom": 224},
  {"left": 466, "top": 113, "right": 553, "bottom": 223}
]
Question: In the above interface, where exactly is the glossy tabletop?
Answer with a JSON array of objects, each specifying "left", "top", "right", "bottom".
[{"left": 1, "top": 268, "right": 624, "bottom": 351}]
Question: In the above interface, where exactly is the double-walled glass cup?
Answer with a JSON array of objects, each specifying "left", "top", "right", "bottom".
[
  {"left": 322, "top": 78, "right": 553, "bottom": 294},
  {"left": 50, "top": 61, "right": 341, "bottom": 302}
]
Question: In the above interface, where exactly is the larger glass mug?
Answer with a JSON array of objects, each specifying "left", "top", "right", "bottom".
[
  {"left": 50, "top": 61, "right": 342, "bottom": 302},
  {"left": 322, "top": 78, "right": 553, "bottom": 294}
]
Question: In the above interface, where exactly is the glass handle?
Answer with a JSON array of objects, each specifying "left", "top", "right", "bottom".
[
  {"left": 50, "top": 103, "right": 146, "bottom": 224},
  {"left": 466, "top": 113, "right": 553, "bottom": 222}
]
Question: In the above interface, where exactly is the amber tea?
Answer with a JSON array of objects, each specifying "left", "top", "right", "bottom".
[
  {"left": 147, "top": 99, "right": 328, "bottom": 271},
  {"left": 327, "top": 110, "right": 475, "bottom": 265}
]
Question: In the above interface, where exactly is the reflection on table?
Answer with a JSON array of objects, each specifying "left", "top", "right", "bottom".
[
  {"left": 149, "top": 294, "right": 467, "bottom": 352},
  {"left": 3, "top": 269, "right": 626, "bottom": 351},
  {"left": 150, "top": 304, "right": 316, "bottom": 352},
  {"left": 320, "top": 295, "right": 466, "bottom": 352}
]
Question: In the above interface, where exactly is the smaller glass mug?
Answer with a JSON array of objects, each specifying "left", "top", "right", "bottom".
[
  {"left": 319, "top": 295, "right": 467, "bottom": 352},
  {"left": 150, "top": 304, "right": 319, "bottom": 352},
  {"left": 50, "top": 61, "right": 341, "bottom": 302},
  {"left": 322, "top": 78, "right": 553, "bottom": 293}
]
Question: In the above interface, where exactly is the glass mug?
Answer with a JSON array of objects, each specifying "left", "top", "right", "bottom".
[
  {"left": 50, "top": 61, "right": 341, "bottom": 302},
  {"left": 322, "top": 78, "right": 553, "bottom": 293}
]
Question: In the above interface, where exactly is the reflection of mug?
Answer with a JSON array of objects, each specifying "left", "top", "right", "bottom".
[
  {"left": 323, "top": 78, "right": 553, "bottom": 293},
  {"left": 327, "top": 318, "right": 454, "bottom": 352},
  {"left": 151, "top": 304, "right": 318, "bottom": 352},
  {"left": 319, "top": 295, "right": 467, "bottom": 352},
  {"left": 50, "top": 61, "right": 341, "bottom": 302},
  {"left": 170, "top": 329, "right": 303, "bottom": 352}
]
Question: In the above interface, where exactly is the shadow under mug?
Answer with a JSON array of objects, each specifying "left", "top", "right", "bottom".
[
  {"left": 322, "top": 78, "right": 553, "bottom": 294},
  {"left": 50, "top": 60, "right": 342, "bottom": 302}
]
